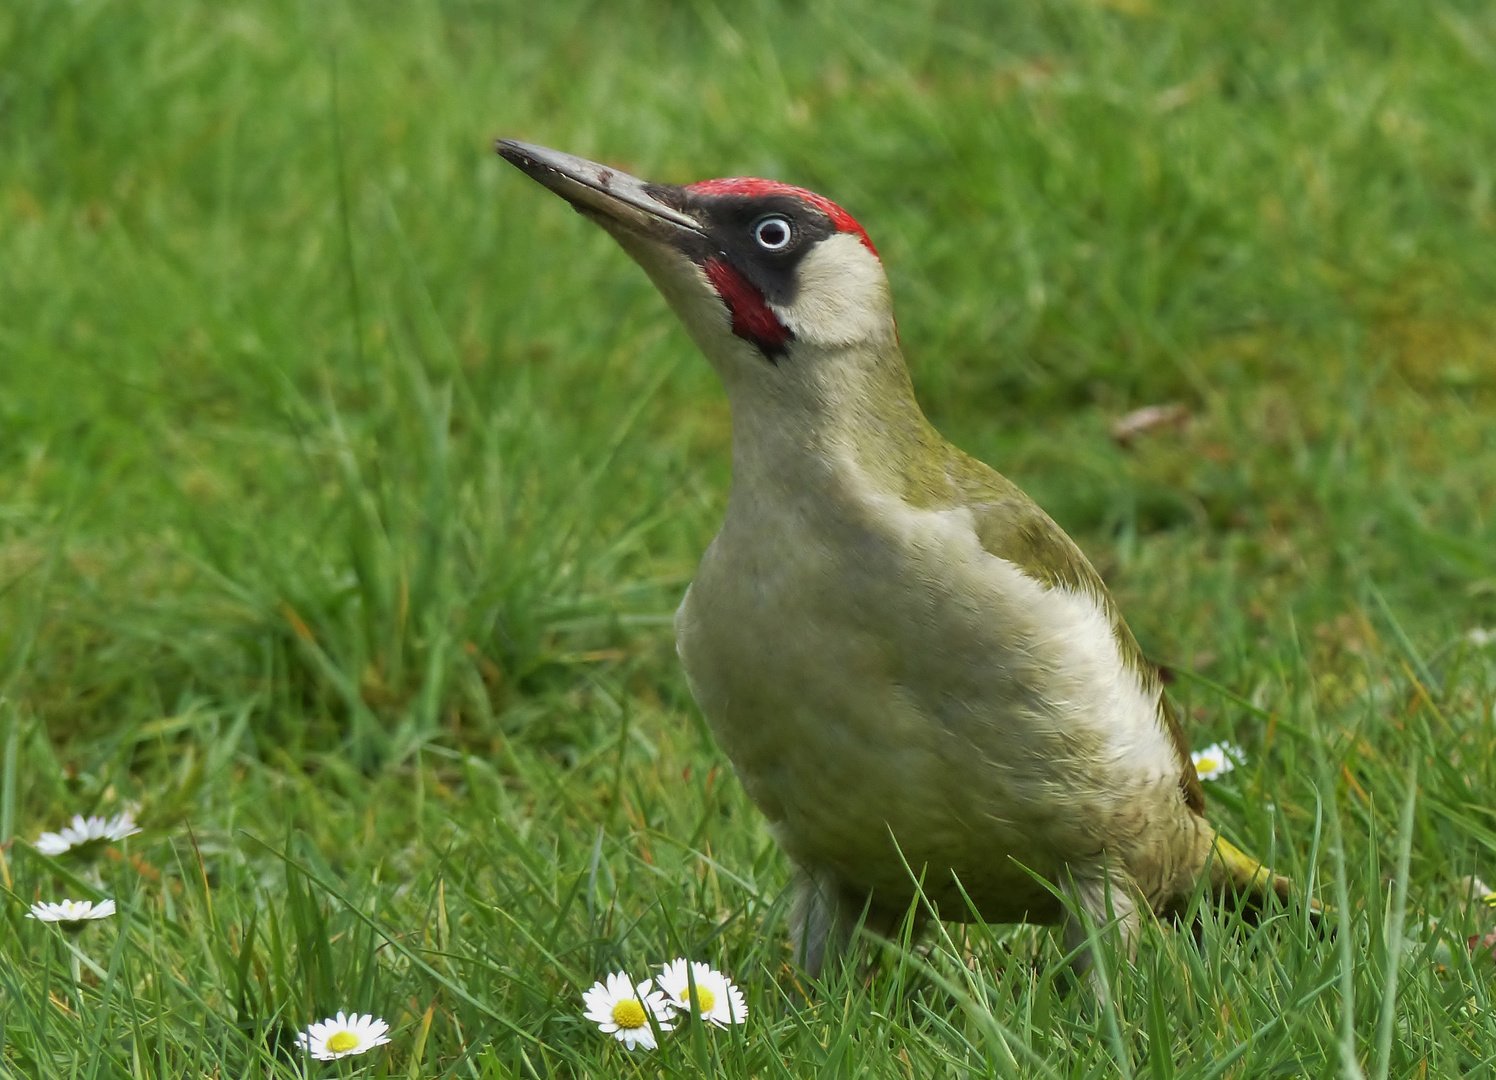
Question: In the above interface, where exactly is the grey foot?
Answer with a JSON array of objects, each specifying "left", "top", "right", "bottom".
[
  {"left": 1061, "top": 868, "right": 1142, "bottom": 996},
  {"left": 789, "top": 867, "right": 926, "bottom": 978},
  {"left": 789, "top": 867, "right": 855, "bottom": 977}
]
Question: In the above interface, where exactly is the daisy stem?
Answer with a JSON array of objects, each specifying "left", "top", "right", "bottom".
[
  {"left": 59, "top": 933, "right": 108, "bottom": 982},
  {"left": 68, "top": 950, "right": 83, "bottom": 1012}
]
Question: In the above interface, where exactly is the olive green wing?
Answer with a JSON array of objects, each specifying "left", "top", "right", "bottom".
[{"left": 951, "top": 457, "right": 1206, "bottom": 814}]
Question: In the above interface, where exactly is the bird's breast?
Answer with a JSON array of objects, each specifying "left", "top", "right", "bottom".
[{"left": 674, "top": 464, "right": 1191, "bottom": 913}]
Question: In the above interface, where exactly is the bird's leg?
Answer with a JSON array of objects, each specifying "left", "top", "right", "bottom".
[
  {"left": 789, "top": 866, "right": 857, "bottom": 977},
  {"left": 1061, "top": 867, "right": 1141, "bottom": 994},
  {"left": 791, "top": 866, "right": 934, "bottom": 980}
]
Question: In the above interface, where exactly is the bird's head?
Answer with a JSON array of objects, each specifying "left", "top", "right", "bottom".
[{"left": 496, "top": 141, "right": 897, "bottom": 398}]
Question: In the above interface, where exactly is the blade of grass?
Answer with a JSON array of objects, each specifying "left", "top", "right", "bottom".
[{"left": 1370, "top": 753, "right": 1419, "bottom": 1080}]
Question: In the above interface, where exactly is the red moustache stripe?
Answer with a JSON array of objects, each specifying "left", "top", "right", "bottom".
[{"left": 702, "top": 259, "right": 792, "bottom": 354}]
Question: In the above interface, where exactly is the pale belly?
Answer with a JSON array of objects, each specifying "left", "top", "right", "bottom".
[{"left": 674, "top": 497, "right": 1190, "bottom": 921}]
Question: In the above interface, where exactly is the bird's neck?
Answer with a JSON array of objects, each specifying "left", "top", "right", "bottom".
[{"left": 723, "top": 339, "right": 954, "bottom": 512}]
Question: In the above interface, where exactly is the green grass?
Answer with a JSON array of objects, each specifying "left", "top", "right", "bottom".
[{"left": 3, "top": 0, "right": 1496, "bottom": 1075}]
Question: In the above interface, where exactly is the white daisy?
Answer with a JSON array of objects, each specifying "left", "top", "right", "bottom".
[
  {"left": 1459, "top": 876, "right": 1496, "bottom": 908},
  {"left": 581, "top": 971, "right": 673, "bottom": 1050},
  {"left": 27, "top": 899, "right": 116, "bottom": 926},
  {"left": 35, "top": 810, "right": 141, "bottom": 856},
  {"left": 657, "top": 958, "right": 748, "bottom": 1027},
  {"left": 294, "top": 1012, "right": 392, "bottom": 1061},
  {"left": 1191, "top": 743, "right": 1240, "bottom": 781}
]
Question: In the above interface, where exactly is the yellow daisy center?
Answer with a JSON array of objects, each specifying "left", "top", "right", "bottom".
[
  {"left": 611, "top": 998, "right": 647, "bottom": 1029},
  {"left": 326, "top": 1031, "right": 360, "bottom": 1053},
  {"left": 1198, "top": 756, "right": 1219, "bottom": 771},
  {"left": 681, "top": 986, "right": 716, "bottom": 1013}
]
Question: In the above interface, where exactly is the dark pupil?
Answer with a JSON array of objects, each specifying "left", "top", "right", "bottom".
[{"left": 759, "top": 221, "right": 787, "bottom": 247}]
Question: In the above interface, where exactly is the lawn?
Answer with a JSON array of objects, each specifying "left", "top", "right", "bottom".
[{"left": 3, "top": 0, "right": 1496, "bottom": 1075}]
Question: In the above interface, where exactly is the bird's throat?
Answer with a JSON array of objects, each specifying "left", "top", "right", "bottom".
[{"left": 724, "top": 339, "right": 947, "bottom": 511}]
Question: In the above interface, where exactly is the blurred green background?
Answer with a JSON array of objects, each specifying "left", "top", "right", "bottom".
[{"left": 3, "top": 0, "right": 1496, "bottom": 1076}]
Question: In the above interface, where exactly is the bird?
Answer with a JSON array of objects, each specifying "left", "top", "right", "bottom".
[{"left": 495, "top": 139, "right": 1295, "bottom": 976}]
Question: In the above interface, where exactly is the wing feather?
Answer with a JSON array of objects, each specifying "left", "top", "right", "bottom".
[{"left": 941, "top": 452, "right": 1206, "bottom": 814}]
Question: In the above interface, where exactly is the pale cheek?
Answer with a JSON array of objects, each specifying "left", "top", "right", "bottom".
[{"left": 771, "top": 234, "right": 893, "bottom": 347}]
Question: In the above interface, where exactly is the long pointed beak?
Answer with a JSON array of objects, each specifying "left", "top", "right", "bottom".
[{"left": 495, "top": 140, "right": 704, "bottom": 240}]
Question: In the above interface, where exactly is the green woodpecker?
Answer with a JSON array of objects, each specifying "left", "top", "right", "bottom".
[{"left": 497, "top": 140, "right": 1292, "bottom": 974}]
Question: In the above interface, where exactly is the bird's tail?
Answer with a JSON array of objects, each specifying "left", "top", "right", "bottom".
[{"left": 1206, "top": 835, "right": 1298, "bottom": 910}]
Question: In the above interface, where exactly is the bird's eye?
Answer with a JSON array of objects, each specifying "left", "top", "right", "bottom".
[{"left": 753, "top": 216, "right": 793, "bottom": 251}]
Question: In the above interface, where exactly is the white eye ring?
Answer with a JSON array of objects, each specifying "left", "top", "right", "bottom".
[{"left": 753, "top": 216, "right": 793, "bottom": 251}]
